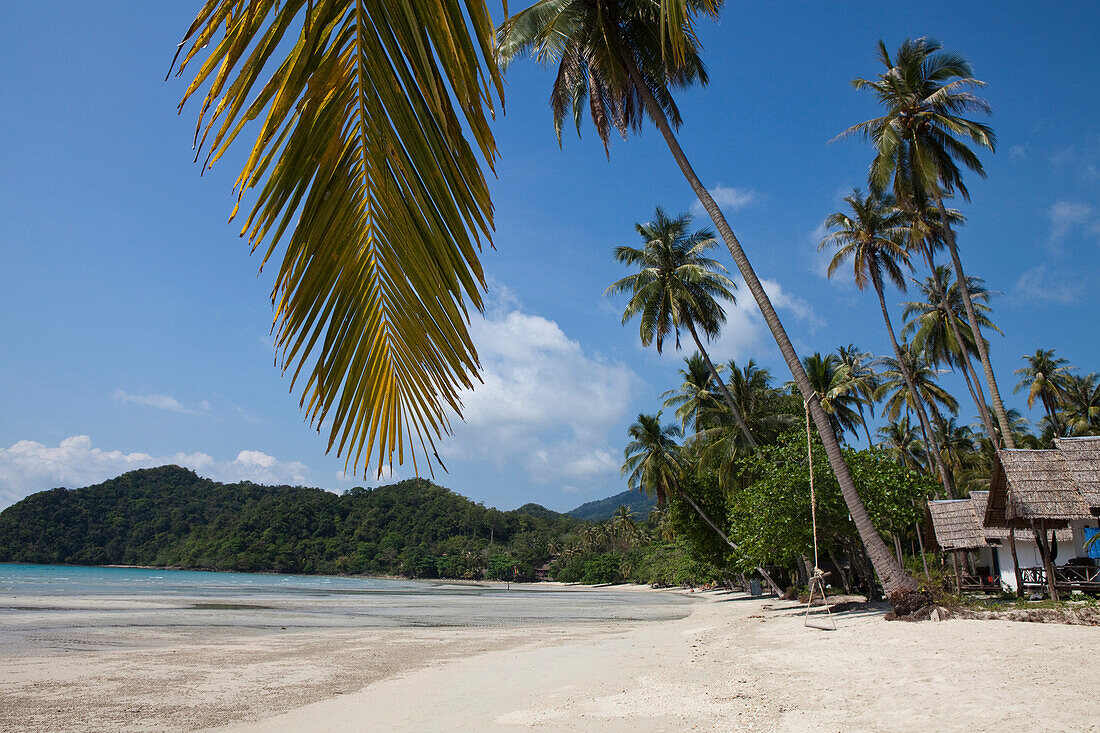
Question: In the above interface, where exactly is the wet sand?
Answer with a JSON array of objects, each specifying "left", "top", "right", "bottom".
[{"left": 3, "top": 585, "right": 1099, "bottom": 732}]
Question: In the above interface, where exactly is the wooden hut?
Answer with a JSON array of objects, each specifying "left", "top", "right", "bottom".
[
  {"left": 981, "top": 437, "right": 1100, "bottom": 599},
  {"left": 927, "top": 498, "right": 999, "bottom": 594}
]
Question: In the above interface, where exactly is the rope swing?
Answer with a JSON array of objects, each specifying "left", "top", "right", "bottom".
[{"left": 804, "top": 394, "right": 836, "bottom": 631}]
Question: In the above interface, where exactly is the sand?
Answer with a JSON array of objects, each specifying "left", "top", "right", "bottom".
[{"left": 3, "top": 587, "right": 1099, "bottom": 732}]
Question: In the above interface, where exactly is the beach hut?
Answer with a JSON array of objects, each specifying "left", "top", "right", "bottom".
[
  {"left": 927, "top": 498, "right": 999, "bottom": 594},
  {"left": 981, "top": 436, "right": 1100, "bottom": 599}
]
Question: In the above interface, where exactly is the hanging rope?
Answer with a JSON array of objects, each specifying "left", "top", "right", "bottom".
[
  {"left": 804, "top": 393, "right": 835, "bottom": 630},
  {"left": 804, "top": 394, "right": 820, "bottom": 573}
]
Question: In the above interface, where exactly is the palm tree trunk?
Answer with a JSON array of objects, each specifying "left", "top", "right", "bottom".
[
  {"left": 931, "top": 192, "right": 1015, "bottom": 448},
  {"left": 618, "top": 51, "right": 916, "bottom": 597},
  {"left": 856, "top": 401, "right": 874, "bottom": 447},
  {"left": 871, "top": 273, "right": 956, "bottom": 498},
  {"left": 684, "top": 320, "right": 757, "bottom": 448},
  {"left": 920, "top": 243, "right": 998, "bottom": 443},
  {"left": 1042, "top": 395, "right": 1061, "bottom": 439}
]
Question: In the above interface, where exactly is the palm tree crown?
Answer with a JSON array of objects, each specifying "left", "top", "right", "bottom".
[
  {"left": 820, "top": 189, "right": 911, "bottom": 292},
  {"left": 840, "top": 37, "right": 995, "bottom": 204},
  {"left": 621, "top": 413, "right": 684, "bottom": 508},
  {"left": 902, "top": 265, "right": 1000, "bottom": 369},
  {"left": 606, "top": 208, "right": 735, "bottom": 352},
  {"left": 1015, "top": 349, "right": 1073, "bottom": 435},
  {"left": 497, "top": 0, "right": 709, "bottom": 153}
]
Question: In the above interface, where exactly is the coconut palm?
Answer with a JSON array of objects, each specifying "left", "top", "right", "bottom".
[
  {"left": 689, "top": 361, "right": 796, "bottom": 486},
  {"left": 835, "top": 345, "right": 880, "bottom": 446},
  {"left": 794, "top": 353, "right": 864, "bottom": 443},
  {"left": 901, "top": 204, "right": 1000, "bottom": 442},
  {"left": 934, "top": 418, "right": 979, "bottom": 489},
  {"left": 607, "top": 208, "right": 755, "bottom": 445},
  {"left": 622, "top": 413, "right": 684, "bottom": 509},
  {"left": 171, "top": 1, "right": 507, "bottom": 477},
  {"left": 875, "top": 346, "right": 959, "bottom": 496},
  {"left": 662, "top": 353, "right": 725, "bottom": 432},
  {"left": 902, "top": 265, "right": 1000, "bottom": 418},
  {"left": 842, "top": 38, "right": 1014, "bottom": 448},
  {"left": 1014, "top": 349, "right": 1073, "bottom": 437},
  {"left": 499, "top": 1, "right": 915, "bottom": 595},
  {"left": 876, "top": 349, "right": 959, "bottom": 425},
  {"left": 819, "top": 189, "right": 955, "bottom": 496},
  {"left": 621, "top": 412, "right": 777, "bottom": 590},
  {"left": 1061, "top": 373, "right": 1100, "bottom": 435},
  {"left": 724, "top": 359, "right": 798, "bottom": 443},
  {"left": 877, "top": 417, "right": 926, "bottom": 473}
]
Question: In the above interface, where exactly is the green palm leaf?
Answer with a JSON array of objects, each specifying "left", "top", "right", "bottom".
[{"left": 172, "top": 0, "right": 503, "bottom": 477}]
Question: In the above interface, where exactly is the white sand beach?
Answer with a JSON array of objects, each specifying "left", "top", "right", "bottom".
[{"left": 3, "top": 584, "right": 1098, "bottom": 732}]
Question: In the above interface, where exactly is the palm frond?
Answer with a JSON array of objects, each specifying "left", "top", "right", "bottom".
[{"left": 173, "top": 0, "right": 503, "bottom": 477}]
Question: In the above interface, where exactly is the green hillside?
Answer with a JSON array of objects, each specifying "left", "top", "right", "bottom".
[
  {"left": 567, "top": 489, "right": 655, "bottom": 522},
  {"left": 0, "top": 466, "right": 577, "bottom": 580}
]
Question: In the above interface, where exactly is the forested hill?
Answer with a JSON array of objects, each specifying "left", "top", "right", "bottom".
[
  {"left": 0, "top": 465, "right": 578, "bottom": 579},
  {"left": 567, "top": 488, "right": 655, "bottom": 522}
]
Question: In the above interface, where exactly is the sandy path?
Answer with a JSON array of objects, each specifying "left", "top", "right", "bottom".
[{"left": 220, "top": 592, "right": 1100, "bottom": 732}]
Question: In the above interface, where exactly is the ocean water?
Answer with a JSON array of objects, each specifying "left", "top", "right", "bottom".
[{"left": 0, "top": 563, "right": 691, "bottom": 651}]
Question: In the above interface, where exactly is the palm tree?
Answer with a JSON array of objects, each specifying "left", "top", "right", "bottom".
[
  {"left": 875, "top": 346, "right": 959, "bottom": 496},
  {"left": 1014, "top": 349, "right": 1073, "bottom": 437},
  {"left": 499, "top": 0, "right": 916, "bottom": 595},
  {"left": 902, "top": 265, "right": 1000, "bottom": 419},
  {"left": 662, "top": 353, "right": 724, "bottom": 432},
  {"left": 171, "top": 1, "right": 505, "bottom": 477},
  {"left": 621, "top": 412, "right": 778, "bottom": 591},
  {"left": 835, "top": 345, "right": 880, "bottom": 446},
  {"left": 1061, "top": 373, "right": 1100, "bottom": 435},
  {"left": 689, "top": 361, "right": 796, "bottom": 487},
  {"left": 819, "top": 189, "right": 955, "bottom": 497},
  {"left": 842, "top": 38, "right": 1014, "bottom": 448},
  {"left": 934, "top": 418, "right": 979, "bottom": 490},
  {"left": 901, "top": 203, "right": 1001, "bottom": 443},
  {"left": 795, "top": 353, "right": 864, "bottom": 442},
  {"left": 607, "top": 208, "right": 755, "bottom": 445},
  {"left": 876, "top": 349, "right": 959, "bottom": 425},
  {"left": 877, "top": 417, "right": 926, "bottom": 473},
  {"left": 622, "top": 413, "right": 684, "bottom": 510}
]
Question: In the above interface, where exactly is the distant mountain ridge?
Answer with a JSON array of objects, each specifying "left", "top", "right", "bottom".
[{"left": 567, "top": 488, "right": 655, "bottom": 522}]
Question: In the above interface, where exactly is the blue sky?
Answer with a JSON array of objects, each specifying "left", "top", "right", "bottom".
[{"left": 2, "top": 2, "right": 1098, "bottom": 511}]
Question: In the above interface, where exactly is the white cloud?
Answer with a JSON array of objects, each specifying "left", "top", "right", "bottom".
[
  {"left": 113, "top": 390, "right": 208, "bottom": 415},
  {"left": 1009, "top": 145, "right": 1028, "bottom": 161},
  {"left": 0, "top": 436, "right": 313, "bottom": 508},
  {"left": 680, "top": 276, "right": 824, "bottom": 364},
  {"left": 1013, "top": 264, "right": 1086, "bottom": 305},
  {"left": 691, "top": 185, "right": 757, "bottom": 217},
  {"left": 1050, "top": 201, "right": 1093, "bottom": 242},
  {"left": 439, "top": 295, "right": 637, "bottom": 487}
]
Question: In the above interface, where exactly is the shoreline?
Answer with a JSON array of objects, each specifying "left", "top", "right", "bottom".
[
  {"left": 213, "top": 590, "right": 1100, "bottom": 732},
  {"left": 3, "top": 580, "right": 1098, "bottom": 731}
]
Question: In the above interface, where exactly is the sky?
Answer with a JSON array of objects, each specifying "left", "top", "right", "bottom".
[{"left": 2, "top": 2, "right": 1099, "bottom": 512}]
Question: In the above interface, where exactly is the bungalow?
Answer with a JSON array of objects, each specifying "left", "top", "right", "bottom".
[
  {"left": 927, "top": 497, "right": 999, "bottom": 594},
  {"left": 980, "top": 436, "right": 1100, "bottom": 599}
]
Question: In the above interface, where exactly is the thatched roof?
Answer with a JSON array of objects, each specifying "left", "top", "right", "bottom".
[
  {"left": 969, "top": 491, "right": 1072, "bottom": 544},
  {"left": 1053, "top": 436, "right": 1100, "bottom": 509},
  {"left": 928, "top": 499, "right": 988, "bottom": 550},
  {"left": 983, "top": 445, "right": 1094, "bottom": 528}
]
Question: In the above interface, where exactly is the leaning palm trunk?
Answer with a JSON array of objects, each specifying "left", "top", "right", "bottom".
[
  {"left": 677, "top": 489, "right": 780, "bottom": 595},
  {"left": 918, "top": 243, "right": 998, "bottom": 443},
  {"left": 616, "top": 52, "right": 916, "bottom": 596},
  {"left": 931, "top": 193, "right": 1015, "bottom": 448},
  {"left": 871, "top": 272, "right": 956, "bottom": 498},
  {"left": 684, "top": 320, "right": 757, "bottom": 448}
]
